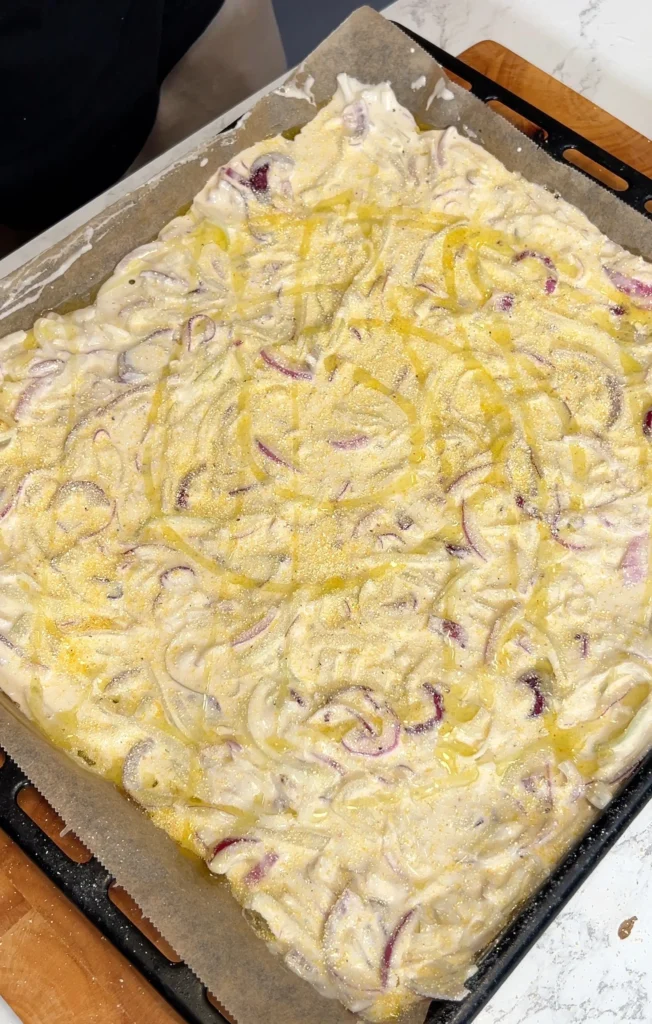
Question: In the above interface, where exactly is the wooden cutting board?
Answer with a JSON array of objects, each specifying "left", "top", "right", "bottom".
[
  {"left": 1, "top": 40, "right": 651, "bottom": 1024},
  {"left": 457, "top": 40, "right": 652, "bottom": 180}
]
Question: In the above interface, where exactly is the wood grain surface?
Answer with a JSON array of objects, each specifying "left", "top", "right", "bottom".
[
  {"left": 1, "top": 40, "right": 651, "bottom": 1024},
  {"left": 0, "top": 752, "right": 185, "bottom": 1024},
  {"left": 459, "top": 39, "right": 652, "bottom": 180}
]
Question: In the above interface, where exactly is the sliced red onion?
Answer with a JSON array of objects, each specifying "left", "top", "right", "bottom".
[
  {"left": 549, "top": 513, "right": 592, "bottom": 552},
  {"left": 211, "top": 836, "right": 259, "bottom": 860},
  {"left": 249, "top": 163, "right": 269, "bottom": 194},
  {"left": 483, "top": 616, "right": 502, "bottom": 663},
  {"left": 605, "top": 266, "right": 652, "bottom": 308},
  {"left": 140, "top": 269, "right": 187, "bottom": 288},
  {"left": 384, "top": 595, "right": 417, "bottom": 614},
  {"left": 585, "top": 780, "right": 613, "bottom": 809},
  {"left": 576, "top": 632, "right": 590, "bottom": 658},
  {"left": 342, "top": 99, "right": 369, "bottom": 141},
  {"left": 515, "top": 250, "right": 555, "bottom": 270},
  {"left": 175, "top": 465, "right": 205, "bottom": 510},
  {"left": 610, "top": 304, "right": 626, "bottom": 316},
  {"left": 518, "top": 348, "right": 553, "bottom": 368},
  {"left": 342, "top": 714, "right": 400, "bottom": 757},
  {"left": 185, "top": 314, "right": 216, "bottom": 352},
  {"left": 260, "top": 348, "right": 313, "bottom": 380},
  {"left": 228, "top": 484, "right": 254, "bottom": 496},
  {"left": 145, "top": 327, "right": 177, "bottom": 343},
  {"left": 255, "top": 438, "right": 297, "bottom": 472},
  {"left": 404, "top": 684, "right": 444, "bottom": 735},
  {"left": 231, "top": 607, "right": 277, "bottom": 647},
  {"left": 621, "top": 534, "right": 648, "bottom": 587},
  {"left": 429, "top": 616, "right": 467, "bottom": 648},
  {"left": 28, "top": 359, "right": 65, "bottom": 378},
  {"left": 122, "top": 737, "right": 187, "bottom": 807},
  {"left": 558, "top": 759, "right": 585, "bottom": 802},
  {"left": 203, "top": 695, "right": 222, "bottom": 718},
  {"left": 514, "top": 250, "right": 558, "bottom": 293},
  {"left": 380, "top": 909, "right": 416, "bottom": 987},
  {"left": 600, "top": 757, "right": 643, "bottom": 787},
  {"left": 643, "top": 408, "right": 652, "bottom": 438},
  {"left": 515, "top": 633, "right": 535, "bottom": 655},
  {"left": 244, "top": 851, "right": 278, "bottom": 886},
  {"left": 515, "top": 494, "right": 542, "bottom": 519},
  {"left": 14, "top": 379, "right": 46, "bottom": 420},
  {"left": 311, "top": 753, "right": 347, "bottom": 775},
  {"left": 519, "top": 671, "right": 546, "bottom": 717},
  {"left": 248, "top": 152, "right": 293, "bottom": 198},
  {"left": 117, "top": 351, "right": 146, "bottom": 383},
  {"left": 175, "top": 485, "right": 189, "bottom": 510},
  {"left": 55, "top": 479, "right": 111, "bottom": 507},
  {"left": 316, "top": 687, "right": 400, "bottom": 758},
  {"left": 605, "top": 376, "right": 622, "bottom": 428},
  {"left": 445, "top": 542, "right": 470, "bottom": 559},
  {"left": 223, "top": 165, "right": 249, "bottom": 188},
  {"left": 329, "top": 435, "right": 370, "bottom": 450},
  {"left": 446, "top": 460, "right": 492, "bottom": 497},
  {"left": 495, "top": 293, "right": 514, "bottom": 312},
  {"left": 462, "top": 499, "right": 489, "bottom": 561},
  {"left": 160, "top": 565, "right": 195, "bottom": 589},
  {"left": 435, "top": 126, "right": 455, "bottom": 168},
  {"left": 544, "top": 277, "right": 557, "bottom": 294},
  {"left": 251, "top": 152, "right": 293, "bottom": 175}
]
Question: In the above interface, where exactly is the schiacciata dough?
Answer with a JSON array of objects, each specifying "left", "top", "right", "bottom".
[{"left": 1, "top": 74, "right": 652, "bottom": 1020}]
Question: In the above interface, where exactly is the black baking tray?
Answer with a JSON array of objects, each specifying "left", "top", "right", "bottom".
[{"left": 1, "top": 25, "right": 652, "bottom": 1024}]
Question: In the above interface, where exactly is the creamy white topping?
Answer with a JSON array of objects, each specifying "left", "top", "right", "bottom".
[{"left": 1, "top": 75, "right": 652, "bottom": 1021}]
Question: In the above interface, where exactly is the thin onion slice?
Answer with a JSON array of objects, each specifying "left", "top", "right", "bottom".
[
  {"left": 231, "top": 608, "right": 277, "bottom": 647},
  {"left": 122, "top": 737, "right": 188, "bottom": 807},
  {"left": 514, "top": 250, "right": 558, "bottom": 294},
  {"left": 429, "top": 616, "right": 467, "bottom": 648},
  {"left": 381, "top": 909, "right": 416, "bottom": 987},
  {"left": 185, "top": 314, "right": 216, "bottom": 351},
  {"left": 260, "top": 348, "right": 313, "bottom": 380},
  {"left": 461, "top": 499, "right": 489, "bottom": 561},
  {"left": 605, "top": 266, "right": 652, "bottom": 309},
  {"left": 255, "top": 438, "right": 297, "bottom": 472},
  {"left": 244, "top": 851, "right": 278, "bottom": 885},
  {"left": 519, "top": 671, "right": 547, "bottom": 717},
  {"left": 404, "top": 684, "right": 444, "bottom": 735},
  {"left": 329, "top": 435, "right": 370, "bottom": 450},
  {"left": 621, "top": 534, "right": 648, "bottom": 587},
  {"left": 210, "top": 836, "right": 259, "bottom": 862}
]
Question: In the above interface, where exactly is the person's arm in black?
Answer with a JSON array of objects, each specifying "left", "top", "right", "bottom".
[{"left": 0, "top": 0, "right": 223, "bottom": 237}]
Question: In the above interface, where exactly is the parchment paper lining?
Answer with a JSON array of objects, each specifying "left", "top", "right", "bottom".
[{"left": 1, "top": 8, "right": 651, "bottom": 1023}]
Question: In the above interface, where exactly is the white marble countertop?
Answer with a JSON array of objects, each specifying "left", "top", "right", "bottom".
[
  {"left": 389, "top": 0, "right": 652, "bottom": 141},
  {"left": 1, "top": 3, "right": 650, "bottom": 1024}
]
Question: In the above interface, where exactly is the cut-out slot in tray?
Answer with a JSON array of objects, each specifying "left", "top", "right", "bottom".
[{"left": 0, "top": 750, "right": 226, "bottom": 1024}]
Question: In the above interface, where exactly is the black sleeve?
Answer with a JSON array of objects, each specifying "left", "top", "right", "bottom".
[{"left": 0, "top": 0, "right": 222, "bottom": 233}]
